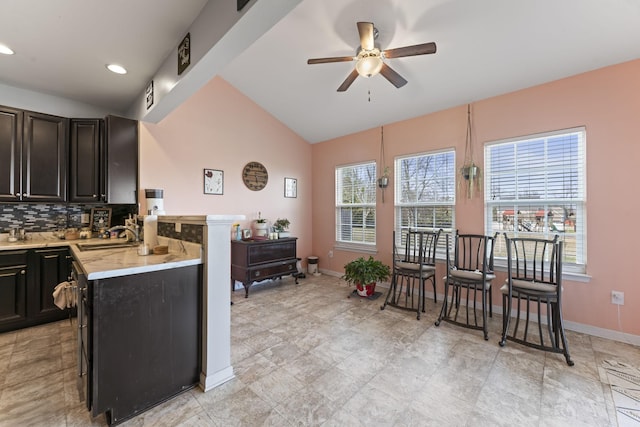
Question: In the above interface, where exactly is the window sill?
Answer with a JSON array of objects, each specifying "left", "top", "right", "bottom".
[
  {"left": 334, "top": 242, "right": 378, "bottom": 255},
  {"left": 492, "top": 259, "right": 591, "bottom": 283}
]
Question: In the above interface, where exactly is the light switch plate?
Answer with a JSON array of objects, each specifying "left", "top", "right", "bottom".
[{"left": 175, "top": 223, "right": 181, "bottom": 233}]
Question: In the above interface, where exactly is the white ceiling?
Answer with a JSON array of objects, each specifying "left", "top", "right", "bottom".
[{"left": 2, "top": 0, "right": 640, "bottom": 143}]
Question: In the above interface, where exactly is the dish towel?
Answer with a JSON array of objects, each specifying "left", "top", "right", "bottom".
[{"left": 53, "top": 281, "right": 77, "bottom": 309}]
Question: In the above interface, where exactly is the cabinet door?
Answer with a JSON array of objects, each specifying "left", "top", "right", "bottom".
[
  {"left": 0, "top": 251, "right": 28, "bottom": 332},
  {"left": 0, "top": 106, "right": 22, "bottom": 201},
  {"left": 31, "top": 248, "right": 72, "bottom": 320},
  {"left": 23, "top": 111, "right": 69, "bottom": 202},
  {"left": 70, "top": 119, "right": 103, "bottom": 202},
  {"left": 105, "top": 115, "right": 138, "bottom": 204}
]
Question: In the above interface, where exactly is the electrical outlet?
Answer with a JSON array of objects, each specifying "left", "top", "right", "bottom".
[
  {"left": 328, "top": 250, "right": 333, "bottom": 258},
  {"left": 175, "top": 222, "right": 181, "bottom": 233},
  {"left": 81, "top": 213, "right": 90, "bottom": 224},
  {"left": 611, "top": 291, "right": 624, "bottom": 305}
]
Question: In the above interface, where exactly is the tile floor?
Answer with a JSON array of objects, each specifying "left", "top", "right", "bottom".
[{"left": 1, "top": 274, "right": 638, "bottom": 426}]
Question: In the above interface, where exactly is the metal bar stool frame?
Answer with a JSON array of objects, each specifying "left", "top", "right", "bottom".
[
  {"left": 435, "top": 232, "right": 496, "bottom": 340},
  {"left": 381, "top": 229, "right": 441, "bottom": 320},
  {"left": 499, "top": 234, "right": 574, "bottom": 366}
]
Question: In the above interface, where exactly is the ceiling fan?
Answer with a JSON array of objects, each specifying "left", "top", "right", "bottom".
[{"left": 307, "top": 21, "right": 437, "bottom": 92}]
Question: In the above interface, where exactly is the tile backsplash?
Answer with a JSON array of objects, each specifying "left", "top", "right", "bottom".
[{"left": 0, "top": 203, "right": 137, "bottom": 233}]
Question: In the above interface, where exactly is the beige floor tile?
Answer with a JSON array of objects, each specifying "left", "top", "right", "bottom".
[{"left": 0, "top": 274, "right": 632, "bottom": 426}]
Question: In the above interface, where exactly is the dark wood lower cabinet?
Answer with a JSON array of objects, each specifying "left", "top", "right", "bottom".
[
  {"left": 32, "top": 247, "right": 72, "bottom": 319},
  {"left": 0, "top": 248, "right": 72, "bottom": 333},
  {"left": 86, "top": 265, "right": 202, "bottom": 425},
  {"left": 0, "top": 250, "right": 28, "bottom": 327}
]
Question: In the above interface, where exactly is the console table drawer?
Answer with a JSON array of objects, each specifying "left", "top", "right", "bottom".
[
  {"left": 247, "top": 241, "right": 295, "bottom": 264},
  {"left": 250, "top": 260, "right": 296, "bottom": 281}
]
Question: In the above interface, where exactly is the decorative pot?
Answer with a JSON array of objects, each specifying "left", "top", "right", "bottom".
[
  {"left": 356, "top": 282, "right": 376, "bottom": 297},
  {"left": 253, "top": 222, "right": 268, "bottom": 238},
  {"left": 462, "top": 165, "right": 479, "bottom": 180},
  {"left": 377, "top": 176, "right": 389, "bottom": 188},
  {"left": 278, "top": 231, "right": 290, "bottom": 238}
]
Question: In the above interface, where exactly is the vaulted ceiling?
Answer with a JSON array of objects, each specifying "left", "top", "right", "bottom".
[{"left": 2, "top": 0, "right": 640, "bottom": 143}]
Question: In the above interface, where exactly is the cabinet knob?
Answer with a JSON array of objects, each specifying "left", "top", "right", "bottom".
[
  {"left": 92, "top": 194, "right": 97, "bottom": 197},
  {"left": 20, "top": 270, "right": 26, "bottom": 275},
  {"left": 22, "top": 193, "right": 27, "bottom": 197},
  {"left": 254, "top": 271, "right": 260, "bottom": 277}
]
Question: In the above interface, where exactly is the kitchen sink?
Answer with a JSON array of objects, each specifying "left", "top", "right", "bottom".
[{"left": 76, "top": 242, "right": 140, "bottom": 251}]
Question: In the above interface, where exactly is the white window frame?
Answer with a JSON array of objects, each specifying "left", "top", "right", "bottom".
[
  {"left": 394, "top": 149, "right": 456, "bottom": 257},
  {"left": 335, "top": 161, "right": 377, "bottom": 252},
  {"left": 484, "top": 127, "right": 587, "bottom": 276}
]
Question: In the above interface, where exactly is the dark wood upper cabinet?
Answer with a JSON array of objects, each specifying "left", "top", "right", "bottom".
[
  {"left": 0, "top": 107, "right": 68, "bottom": 202},
  {"left": 1, "top": 106, "right": 138, "bottom": 205},
  {"left": 105, "top": 115, "right": 138, "bottom": 204},
  {"left": 22, "top": 111, "right": 69, "bottom": 202},
  {"left": 70, "top": 119, "right": 103, "bottom": 203},
  {"left": 0, "top": 106, "right": 23, "bottom": 201}
]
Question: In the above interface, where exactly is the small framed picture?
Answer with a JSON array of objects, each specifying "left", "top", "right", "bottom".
[
  {"left": 90, "top": 208, "right": 112, "bottom": 232},
  {"left": 242, "top": 229, "right": 252, "bottom": 240},
  {"left": 145, "top": 80, "right": 154, "bottom": 110},
  {"left": 284, "top": 177, "right": 297, "bottom": 198},
  {"left": 204, "top": 169, "right": 223, "bottom": 195}
]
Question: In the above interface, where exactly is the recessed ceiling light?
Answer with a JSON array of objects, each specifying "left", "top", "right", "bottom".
[
  {"left": 0, "top": 44, "right": 15, "bottom": 55},
  {"left": 106, "top": 64, "right": 127, "bottom": 74}
]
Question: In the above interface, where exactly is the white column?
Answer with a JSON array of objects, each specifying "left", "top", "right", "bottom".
[{"left": 200, "top": 215, "right": 244, "bottom": 391}]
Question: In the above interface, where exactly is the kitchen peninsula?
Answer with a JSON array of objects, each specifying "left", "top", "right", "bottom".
[
  {"left": 69, "top": 214, "right": 243, "bottom": 425},
  {"left": 1, "top": 214, "right": 242, "bottom": 425},
  {"left": 70, "top": 237, "right": 203, "bottom": 425}
]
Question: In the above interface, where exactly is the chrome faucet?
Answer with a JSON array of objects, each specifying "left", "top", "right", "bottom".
[{"left": 107, "top": 225, "right": 140, "bottom": 242}]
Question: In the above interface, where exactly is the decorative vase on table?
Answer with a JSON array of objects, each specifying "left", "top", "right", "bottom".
[{"left": 253, "top": 221, "right": 268, "bottom": 238}]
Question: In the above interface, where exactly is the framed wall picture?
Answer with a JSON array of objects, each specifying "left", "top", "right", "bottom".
[
  {"left": 284, "top": 177, "right": 297, "bottom": 198},
  {"left": 204, "top": 169, "right": 224, "bottom": 195},
  {"left": 178, "top": 32, "right": 191, "bottom": 75},
  {"left": 145, "top": 80, "right": 154, "bottom": 110}
]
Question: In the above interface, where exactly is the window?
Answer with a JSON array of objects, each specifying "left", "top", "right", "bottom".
[
  {"left": 484, "top": 127, "right": 586, "bottom": 273},
  {"left": 335, "top": 161, "right": 377, "bottom": 247},
  {"left": 395, "top": 150, "right": 456, "bottom": 250}
]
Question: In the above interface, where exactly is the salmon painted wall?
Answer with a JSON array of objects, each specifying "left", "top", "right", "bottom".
[
  {"left": 138, "top": 77, "right": 313, "bottom": 261},
  {"left": 312, "top": 59, "right": 640, "bottom": 339}
]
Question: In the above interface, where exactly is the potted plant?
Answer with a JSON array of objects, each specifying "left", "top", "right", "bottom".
[
  {"left": 253, "top": 211, "right": 268, "bottom": 238},
  {"left": 377, "top": 166, "right": 390, "bottom": 189},
  {"left": 460, "top": 104, "right": 482, "bottom": 199},
  {"left": 342, "top": 256, "right": 391, "bottom": 297},
  {"left": 273, "top": 218, "right": 290, "bottom": 238}
]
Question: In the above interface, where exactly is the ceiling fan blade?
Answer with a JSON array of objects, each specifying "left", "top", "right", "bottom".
[
  {"left": 379, "top": 63, "right": 408, "bottom": 88},
  {"left": 337, "top": 69, "right": 359, "bottom": 92},
  {"left": 383, "top": 42, "right": 437, "bottom": 59},
  {"left": 357, "top": 22, "right": 375, "bottom": 50},
  {"left": 307, "top": 56, "right": 354, "bottom": 65}
]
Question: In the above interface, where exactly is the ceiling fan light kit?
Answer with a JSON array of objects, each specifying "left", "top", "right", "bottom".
[
  {"left": 307, "top": 21, "right": 436, "bottom": 92},
  {"left": 355, "top": 49, "right": 383, "bottom": 77}
]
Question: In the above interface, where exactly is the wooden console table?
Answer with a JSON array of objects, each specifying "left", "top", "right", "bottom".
[{"left": 231, "top": 237, "right": 299, "bottom": 297}]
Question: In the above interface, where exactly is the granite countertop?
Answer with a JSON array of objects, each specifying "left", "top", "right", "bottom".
[
  {"left": 0, "top": 233, "right": 203, "bottom": 280},
  {"left": 0, "top": 232, "right": 92, "bottom": 251},
  {"left": 70, "top": 238, "right": 203, "bottom": 280}
]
